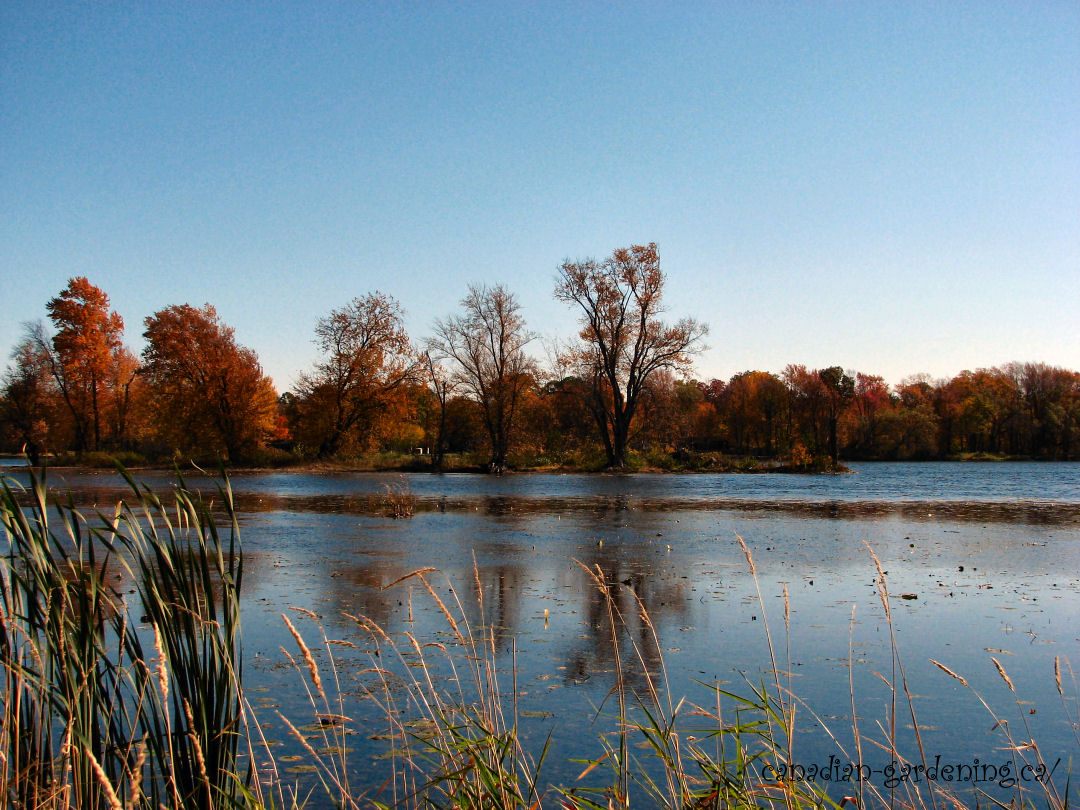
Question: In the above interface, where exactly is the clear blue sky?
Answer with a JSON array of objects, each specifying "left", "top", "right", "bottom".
[{"left": 3, "top": 2, "right": 1078, "bottom": 391}]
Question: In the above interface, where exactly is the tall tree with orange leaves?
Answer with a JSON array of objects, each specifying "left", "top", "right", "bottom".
[
  {"left": 294, "top": 292, "right": 418, "bottom": 459},
  {"left": 142, "top": 304, "right": 276, "bottom": 461},
  {"left": 44, "top": 277, "right": 128, "bottom": 454}
]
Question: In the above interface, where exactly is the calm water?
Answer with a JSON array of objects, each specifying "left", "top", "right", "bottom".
[{"left": 5, "top": 462, "right": 1080, "bottom": 803}]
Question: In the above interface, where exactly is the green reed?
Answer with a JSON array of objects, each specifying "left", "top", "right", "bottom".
[{"left": 0, "top": 464, "right": 249, "bottom": 809}]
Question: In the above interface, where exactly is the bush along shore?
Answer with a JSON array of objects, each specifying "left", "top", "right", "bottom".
[{"left": 1, "top": 467, "right": 1074, "bottom": 809}]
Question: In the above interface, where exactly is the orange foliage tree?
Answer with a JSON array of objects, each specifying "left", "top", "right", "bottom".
[
  {"left": 142, "top": 304, "right": 276, "bottom": 461},
  {"left": 719, "top": 371, "right": 788, "bottom": 456},
  {"left": 555, "top": 243, "right": 707, "bottom": 468},
  {"left": 293, "top": 292, "right": 418, "bottom": 459},
  {"left": 44, "top": 277, "right": 131, "bottom": 454},
  {"left": 845, "top": 372, "right": 893, "bottom": 457}
]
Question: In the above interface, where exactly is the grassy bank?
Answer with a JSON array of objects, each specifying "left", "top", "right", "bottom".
[
  {"left": 1, "top": 468, "right": 1072, "bottom": 809},
  {"left": 6, "top": 447, "right": 851, "bottom": 475}
]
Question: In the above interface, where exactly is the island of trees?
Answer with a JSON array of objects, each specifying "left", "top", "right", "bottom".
[{"left": 3, "top": 244, "right": 1078, "bottom": 469}]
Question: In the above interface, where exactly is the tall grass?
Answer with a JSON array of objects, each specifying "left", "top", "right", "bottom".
[
  {"left": 0, "top": 465, "right": 253, "bottom": 809},
  {"left": 379, "top": 478, "right": 416, "bottom": 519}
]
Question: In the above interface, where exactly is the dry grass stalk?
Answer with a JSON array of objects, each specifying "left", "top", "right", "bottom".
[
  {"left": 992, "top": 657, "right": 1016, "bottom": 694},
  {"left": 127, "top": 742, "right": 147, "bottom": 809},
  {"left": 152, "top": 622, "right": 169, "bottom": 706},
  {"left": 380, "top": 478, "right": 416, "bottom": 519},
  {"left": 282, "top": 612, "right": 324, "bottom": 697},
  {"left": 83, "top": 747, "right": 124, "bottom": 810},
  {"left": 929, "top": 659, "right": 968, "bottom": 687}
]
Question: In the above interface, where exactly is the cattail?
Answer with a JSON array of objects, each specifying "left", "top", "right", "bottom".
[
  {"left": 930, "top": 658, "right": 968, "bottom": 687},
  {"left": 992, "top": 657, "right": 1016, "bottom": 693},
  {"left": 1054, "top": 656, "right": 1062, "bottom": 696},
  {"left": 282, "top": 613, "right": 323, "bottom": 696}
]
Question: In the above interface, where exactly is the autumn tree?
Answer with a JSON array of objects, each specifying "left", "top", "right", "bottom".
[
  {"left": 876, "top": 375, "right": 940, "bottom": 459},
  {"left": 782, "top": 364, "right": 828, "bottom": 456},
  {"left": 536, "top": 375, "right": 603, "bottom": 458},
  {"left": 430, "top": 285, "right": 535, "bottom": 473},
  {"left": 422, "top": 350, "right": 459, "bottom": 468},
  {"left": 42, "top": 277, "right": 131, "bottom": 454},
  {"left": 142, "top": 304, "right": 277, "bottom": 461},
  {"left": 0, "top": 325, "right": 59, "bottom": 463},
  {"left": 1005, "top": 362, "right": 1080, "bottom": 458},
  {"left": 634, "top": 372, "right": 708, "bottom": 454},
  {"left": 719, "top": 371, "right": 789, "bottom": 456},
  {"left": 555, "top": 243, "right": 707, "bottom": 468},
  {"left": 846, "top": 372, "right": 893, "bottom": 457},
  {"left": 819, "top": 366, "right": 855, "bottom": 466},
  {"left": 948, "top": 368, "right": 1020, "bottom": 454},
  {"left": 293, "top": 293, "right": 418, "bottom": 459}
]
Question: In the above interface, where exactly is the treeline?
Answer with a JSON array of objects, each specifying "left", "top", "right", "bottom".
[{"left": 3, "top": 246, "right": 1078, "bottom": 468}]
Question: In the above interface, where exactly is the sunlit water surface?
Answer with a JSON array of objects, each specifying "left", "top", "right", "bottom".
[{"left": 6, "top": 462, "right": 1079, "bottom": 804}]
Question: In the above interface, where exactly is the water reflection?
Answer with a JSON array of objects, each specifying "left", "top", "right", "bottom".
[
  {"left": 562, "top": 560, "right": 686, "bottom": 691},
  {"left": 12, "top": 484, "right": 1080, "bottom": 526}
]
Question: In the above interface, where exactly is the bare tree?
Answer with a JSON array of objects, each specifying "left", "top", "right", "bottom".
[
  {"left": 430, "top": 285, "right": 535, "bottom": 473},
  {"left": 555, "top": 242, "right": 707, "bottom": 468},
  {"left": 422, "top": 349, "right": 458, "bottom": 469}
]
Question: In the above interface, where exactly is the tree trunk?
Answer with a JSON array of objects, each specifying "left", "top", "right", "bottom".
[
  {"left": 828, "top": 415, "right": 839, "bottom": 467},
  {"left": 609, "top": 413, "right": 631, "bottom": 469}
]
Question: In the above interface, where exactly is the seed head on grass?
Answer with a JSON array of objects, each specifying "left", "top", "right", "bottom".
[
  {"left": 283, "top": 613, "right": 324, "bottom": 697},
  {"left": 992, "top": 657, "right": 1016, "bottom": 694},
  {"left": 127, "top": 742, "right": 147, "bottom": 808},
  {"left": 85, "top": 747, "right": 124, "bottom": 810},
  {"left": 736, "top": 534, "right": 756, "bottom": 575},
  {"left": 183, "top": 699, "right": 211, "bottom": 791},
  {"left": 930, "top": 659, "right": 969, "bottom": 687},
  {"left": 417, "top": 574, "right": 463, "bottom": 642},
  {"left": 152, "top": 622, "right": 169, "bottom": 705},
  {"left": 863, "top": 541, "right": 891, "bottom": 619}
]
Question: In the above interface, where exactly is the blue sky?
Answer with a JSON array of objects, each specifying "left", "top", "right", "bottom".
[{"left": 3, "top": 2, "right": 1078, "bottom": 391}]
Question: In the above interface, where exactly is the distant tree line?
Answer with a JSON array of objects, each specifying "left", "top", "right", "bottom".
[{"left": 3, "top": 246, "right": 1078, "bottom": 468}]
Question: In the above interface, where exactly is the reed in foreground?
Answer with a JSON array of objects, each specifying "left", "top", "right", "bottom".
[{"left": 0, "top": 466, "right": 284, "bottom": 810}]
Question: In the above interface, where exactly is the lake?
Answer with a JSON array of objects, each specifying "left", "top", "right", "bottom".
[{"left": 5, "top": 462, "right": 1079, "bottom": 805}]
